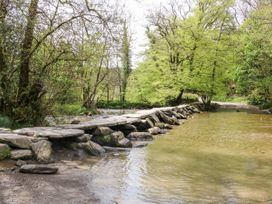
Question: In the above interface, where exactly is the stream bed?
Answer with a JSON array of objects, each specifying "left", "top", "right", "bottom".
[{"left": 87, "top": 112, "right": 272, "bottom": 203}]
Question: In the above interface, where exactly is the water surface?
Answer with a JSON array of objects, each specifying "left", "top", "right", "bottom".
[{"left": 88, "top": 112, "right": 272, "bottom": 203}]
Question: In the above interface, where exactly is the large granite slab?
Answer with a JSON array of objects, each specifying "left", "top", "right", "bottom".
[
  {"left": 62, "top": 116, "right": 141, "bottom": 130},
  {"left": 13, "top": 127, "right": 84, "bottom": 139},
  {"left": 0, "top": 134, "right": 32, "bottom": 149}
]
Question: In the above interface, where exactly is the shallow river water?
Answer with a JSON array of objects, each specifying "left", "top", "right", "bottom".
[{"left": 88, "top": 112, "right": 272, "bottom": 204}]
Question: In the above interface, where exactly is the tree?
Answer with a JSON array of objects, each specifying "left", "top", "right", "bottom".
[
  {"left": 119, "top": 21, "right": 132, "bottom": 104},
  {"left": 236, "top": 1, "right": 272, "bottom": 107}
]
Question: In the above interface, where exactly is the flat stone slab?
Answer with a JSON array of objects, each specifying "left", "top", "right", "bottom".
[
  {"left": 61, "top": 105, "right": 193, "bottom": 130},
  {"left": 13, "top": 127, "right": 84, "bottom": 139},
  {"left": 0, "top": 134, "right": 32, "bottom": 149},
  {"left": 19, "top": 164, "right": 58, "bottom": 174},
  {"left": 62, "top": 116, "right": 141, "bottom": 130}
]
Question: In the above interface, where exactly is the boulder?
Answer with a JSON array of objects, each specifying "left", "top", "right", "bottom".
[
  {"left": 159, "top": 129, "right": 167, "bottom": 134},
  {"left": 132, "top": 120, "right": 151, "bottom": 131},
  {"left": 31, "top": 140, "right": 52, "bottom": 163},
  {"left": 0, "top": 143, "right": 10, "bottom": 160},
  {"left": 13, "top": 127, "right": 84, "bottom": 139},
  {"left": 171, "top": 116, "right": 180, "bottom": 125},
  {"left": 93, "top": 127, "right": 114, "bottom": 137},
  {"left": 19, "top": 164, "right": 58, "bottom": 174},
  {"left": 75, "top": 134, "right": 92, "bottom": 143},
  {"left": 127, "top": 132, "right": 153, "bottom": 141},
  {"left": 111, "top": 132, "right": 132, "bottom": 148},
  {"left": 0, "top": 134, "right": 32, "bottom": 149},
  {"left": 188, "top": 106, "right": 200, "bottom": 113},
  {"left": 157, "top": 111, "right": 176, "bottom": 125},
  {"left": 148, "top": 127, "right": 162, "bottom": 135},
  {"left": 155, "top": 122, "right": 173, "bottom": 129},
  {"left": 78, "top": 141, "right": 105, "bottom": 156},
  {"left": 92, "top": 131, "right": 132, "bottom": 148},
  {"left": 171, "top": 111, "right": 184, "bottom": 119},
  {"left": 149, "top": 113, "right": 161, "bottom": 124},
  {"left": 146, "top": 118, "right": 155, "bottom": 128},
  {"left": 112, "top": 124, "right": 137, "bottom": 135},
  {"left": 10, "top": 150, "right": 33, "bottom": 160}
]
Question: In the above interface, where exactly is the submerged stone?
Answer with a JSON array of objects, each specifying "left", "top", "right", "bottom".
[
  {"left": 78, "top": 141, "right": 105, "bottom": 156},
  {"left": 127, "top": 132, "right": 153, "bottom": 141}
]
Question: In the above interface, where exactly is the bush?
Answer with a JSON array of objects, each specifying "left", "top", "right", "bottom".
[{"left": 0, "top": 115, "right": 12, "bottom": 128}]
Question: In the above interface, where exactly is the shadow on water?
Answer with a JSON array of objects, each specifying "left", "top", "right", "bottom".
[{"left": 87, "top": 112, "right": 272, "bottom": 204}]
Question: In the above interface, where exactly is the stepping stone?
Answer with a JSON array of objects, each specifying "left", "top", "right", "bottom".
[{"left": 19, "top": 164, "right": 58, "bottom": 174}]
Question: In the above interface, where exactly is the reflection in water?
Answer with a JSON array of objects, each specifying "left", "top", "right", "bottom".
[{"left": 87, "top": 112, "right": 272, "bottom": 204}]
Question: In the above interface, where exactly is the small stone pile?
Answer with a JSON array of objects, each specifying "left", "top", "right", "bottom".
[{"left": 0, "top": 105, "right": 200, "bottom": 174}]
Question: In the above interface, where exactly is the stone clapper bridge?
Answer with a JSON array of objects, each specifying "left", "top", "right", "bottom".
[{"left": 0, "top": 105, "right": 200, "bottom": 174}]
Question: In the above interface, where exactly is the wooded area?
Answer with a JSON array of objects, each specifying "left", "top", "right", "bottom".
[{"left": 0, "top": 0, "right": 271, "bottom": 126}]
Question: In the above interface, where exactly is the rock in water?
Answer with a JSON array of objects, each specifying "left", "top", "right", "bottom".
[
  {"left": 10, "top": 150, "right": 33, "bottom": 160},
  {"left": 0, "top": 134, "right": 31, "bottom": 149},
  {"left": 148, "top": 127, "right": 162, "bottom": 135},
  {"left": 127, "top": 132, "right": 153, "bottom": 141},
  {"left": 19, "top": 164, "right": 58, "bottom": 174},
  {"left": 0, "top": 143, "right": 10, "bottom": 160},
  {"left": 75, "top": 134, "right": 92, "bottom": 143},
  {"left": 132, "top": 120, "right": 151, "bottom": 131},
  {"left": 31, "top": 140, "right": 52, "bottom": 163},
  {"left": 78, "top": 141, "right": 105, "bottom": 156},
  {"left": 157, "top": 111, "right": 176, "bottom": 125},
  {"left": 146, "top": 118, "right": 155, "bottom": 128},
  {"left": 93, "top": 127, "right": 114, "bottom": 137},
  {"left": 111, "top": 132, "right": 132, "bottom": 148},
  {"left": 112, "top": 124, "right": 137, "bottom": 135},
  {"left": 92, "top": 131, "right": 132, "bottom": 148}
]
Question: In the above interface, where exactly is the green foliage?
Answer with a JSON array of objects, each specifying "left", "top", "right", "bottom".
[
  {"left": 96, "top": 100, "right": 154, "bottom": 109},
  {"left": 235, "top": 3, "right": 272, "bottom": 107},
  {"left": 0, "top": 115, "right": 12, "bottom": 128},
  {"left": 0, "top": 146, "right": 10, "bottom": 160},
  {"left": 53, "top": 104, "right": 88, "bottom": 116},
  {"left": 127, "top": 0, "right": 236, "bottom": 107}
]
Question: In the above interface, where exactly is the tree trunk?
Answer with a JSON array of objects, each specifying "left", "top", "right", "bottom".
[
  {"left": 175, "top": 89, "right": 184, "bottom": 105},
  {"left": 18, "top": 0, "right": 39, "bottom": 103},
  {"left": 0, "top": 0, "right": 10, "bottom": 113}
]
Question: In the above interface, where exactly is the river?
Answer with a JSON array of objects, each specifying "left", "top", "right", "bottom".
[{"left": 87, "top": 111, "right": 272, "bottom": 203}]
